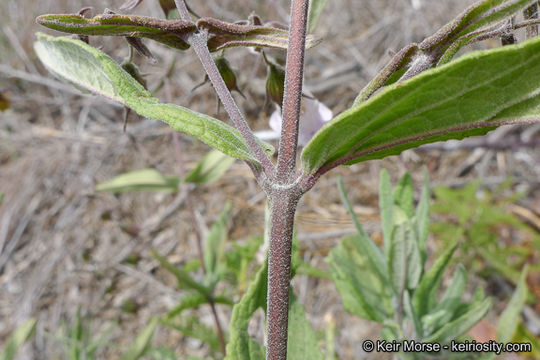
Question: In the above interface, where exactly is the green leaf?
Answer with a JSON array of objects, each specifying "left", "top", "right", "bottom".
[
  {"left": 295, "top": 262, "right": 330, "bottom": 279},
  {"left": 393, "top": 173, "right": 414, "bottom": 218},
  {"left": 423, "top": 264, "right": 467, "bottom": 336},
  {"left": 302, "top": 37, "right": 540, "bottom": 174},
  {"left": 0, "top": 192, "right": 4, "bottom": 206},
  {"left": 96, "top": 169, "right": 179, "bottom": 193},
  {"left": 326, "top": 235, "right": 393, "bottom": 322},
  {"left": 166, "top": 292, "right": 233, "bottom": 319},
  {"left": 437, "top": 0, "right": 535, "bottom": 65},
  {"left": 152, "top": 251, "right": 211, "bottom": 298},
  {"left": 225, "top": 261, "right": 267, "bottom": 360},
  {"left": 162, "top": 316, "right": 223, "bottom": 353},
  {"left": 37, "top": 14, "right": 193, "bottom": 50},
  {"left": 287, "top": 293, "right": 324, "bottom": 360},
  {"left": 204, "top": 202, "right": 231, "bottom": 288},
  {"left": 388, "top": 218, "right": 422, "bottom": 293},
  {"left": 337, "top": 178, "right": 387, "bottom": 281},
  {"left": 307, "top": 0, "right": 328, "bottom": 32},
  {"left": 514, "top": 322, "right": 540, "bottom": 358},
  {"left": 34, "top": 33, "right": 273, "bottom": 163},
  {"left": 0, "top": 319, "right": 37, "bottom": 360},
  {"left": 184, "top": 150, "right": 236, "bottom": 184},
  {"left": 403, "top": 290, "right": 423, "bottom": 338},
  {"left": 167, "top": 293, "right": 209, "bottom": 319},
  {"left": 424, "top": 297, "right": 492, "bottom": 343},
  {"left": 36, "top": 14, "right": 321, "bottom": 53},
  {"left": 225, "top": 236, "right": 264, "bottom": 291},
  {"left": 379, "top": 169, "right": 393, "bottom": 254},
  {"left": 119, "top": 318, "right": 158, "bottom": 360},
  {"left": 415, "top": 169, "right": 430, "bottom": 264},
  {"left": 480, "top": 249, "right": 522, "bottom": 284},
  {"left": 413, "top": 242, "right": 458, "bottom": 317},
  {"left": 199, "top": 17, "right": 321, "bottom": 52},
  {"left": 497, "top": 265, "right": 528, "bottom": 343}
]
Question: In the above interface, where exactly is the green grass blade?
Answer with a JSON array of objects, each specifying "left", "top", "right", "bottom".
[
  {"left": 96, "top": 169, "right": 179, "bottom": 193},
  {"left": 184, "top": 150, "right": 236, "bottom": 184},
  {"left": 119, "top": 318, "right": 159, "bottom": 360},
  {"left": 0, "top": 319, "right": 37, "bottom": 360}
]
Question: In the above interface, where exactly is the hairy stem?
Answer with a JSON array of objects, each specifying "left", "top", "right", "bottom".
[
  {"left": 265, "top": 1, "right": 310, "bottom": 359},
  {"left": 174, "top": 0, "right": 275, "bottom": 180},
  {"left": 276, "top": 0, "right": 310, "bottom": 183},
  {"left": 266, "top": 189, "right": 301, "bottom": 360}
]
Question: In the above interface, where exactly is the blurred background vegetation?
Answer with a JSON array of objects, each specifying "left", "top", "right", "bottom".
[{"left": 0, "top": 0, "right": 539, "bottom": 358}]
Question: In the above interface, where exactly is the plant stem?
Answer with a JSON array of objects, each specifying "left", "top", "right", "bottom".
[
  {"left": 266, "top": 188, "right": 301, "bottom": 360},
  {"left": 175, "top": 1, "right": 312, "bottom": 358},
  {"left": 276, "top": 0, "right": 310, "bottom": 184},
  {"left": 265, "top": 1, "right": 310, "bottom": 359},
  {"left": 173, "top": 0, "right": 275, "bottom": 180}
]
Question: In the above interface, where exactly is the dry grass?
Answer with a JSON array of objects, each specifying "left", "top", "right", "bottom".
[{"left": 1, "top": 0, "right": 539, "bottom": 359}]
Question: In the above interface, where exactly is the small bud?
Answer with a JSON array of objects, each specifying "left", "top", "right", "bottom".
[
  {"left": 121, "top": 61, "right": 147, "bottom": 89},
  {"left": 125, "top": 37, "right": 156, "bottom": 63},
  {"left": 501, "top": 33, "right": 516, "bottom": 46},
  {"left": 158, "top": 0, "right": 176, "bottom": 18},
  {"left": 264, "top": 54, "right": 285, "bottom": 106},
  {"left": 215, "top": 57, "right": 245, "bottom": 98},
  {"left": 248, "top": 13, "right": 263, "bottom": 26}
]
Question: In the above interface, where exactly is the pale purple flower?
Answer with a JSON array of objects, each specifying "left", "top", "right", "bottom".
[{"left": 255, "top": 96, "right": 332, "bottom": 146}]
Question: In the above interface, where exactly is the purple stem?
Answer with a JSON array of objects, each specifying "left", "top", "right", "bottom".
[
  {"left": 266, "top": 1, "right": 310, "bottom": 359},
  {"left": 276, "top": 0, "right": 310, "bottom": 184}
]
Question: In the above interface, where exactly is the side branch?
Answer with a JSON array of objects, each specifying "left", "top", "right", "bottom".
[
  {"left": 276, "top": 0, "right": 310, "bottom": 183},
  {"left": 174, "top": 0, "right": 275, "bottom": 179}
]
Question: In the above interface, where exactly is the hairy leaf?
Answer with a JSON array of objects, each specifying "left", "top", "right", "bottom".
[
  {"left": 37, "top": 14, "right": 193, "bottom": 50},
  {"left": 34, "top": 33, "right": 273, "bottom": 163},
  {"left": 413, "top": 242, "right": 459, "bottom": 317},
  {"left": 422, "top": 264, "right": 467, "bottom": 336},
  {"left": 326, "top": 235, "right": 393, "bottom": 322},
  {"left": 287, "top": 293, "right": 324, "bottom": 360},
  {"left": 424, "top": 297, "right": 492, "bottom": 343},
  {"left": 497, "top": 266, "right": 529, "bottom": 343},
  {"left": 302, "top": 37, "right": 540, "bottom": 174},
  {"left": 379, "top": 169, "right": 393, "bottom": 254},
  {"left": 337, "top": 178, "right": 387, "bottom": 281},
  {"left": 435, "top": 0, "right": 535, "bottom": 64},
  {"left": 393, "top": 173, "right": 414, "bottom": 218},
  {"left": 225, "top": 261, "right": 267, "bottom": 360},
  {"left": 204, "top": 202, "right": 231, "bottom": 288},
  {"left": 36, "top": 14, "right": 320, "bottom": 52},
  {"left": 198, "top": 17, "right": 320, "bottom": 51},
  {"left": 415, "top": 169, "right": 430, "bottom": 264}
]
